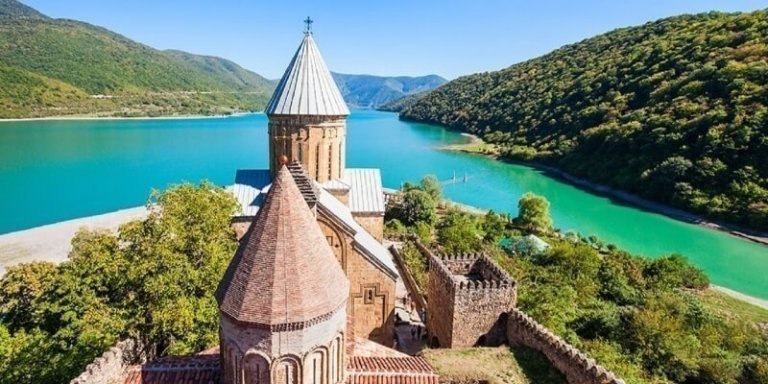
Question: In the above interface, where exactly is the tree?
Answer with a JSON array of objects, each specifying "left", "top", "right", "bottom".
[
  {"left": 0, "top": 181, "right": 240, "bottom": 384},
  {"left": 481, "top": 210, "right": 507, "bottom": 242},
  {"left": 436, "top": 210, "right": 481, "bottom": 253},
  {"left": 419, "top": 175, "right": 442, "bottom": 201},
  {"left": 0, "top": 261, "right": 57, "bottom": 330},
  {"left": 386, "top": 189, "right": 437, "bottom": 226},
  {"left": 643, "top": 254, "right": 709, "bottom": 290},
  {"left": 516, "top": 192, "right": 553, "bottom": 233}
]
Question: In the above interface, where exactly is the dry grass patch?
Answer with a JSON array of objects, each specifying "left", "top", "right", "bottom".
[{"left": 422, "top": 346, "right": 564, "bottom": 384}]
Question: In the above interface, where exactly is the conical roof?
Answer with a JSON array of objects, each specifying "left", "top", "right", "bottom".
[
  {"left": 216, "top": 166, "right": 349, "bottom": 326},
  {"left": 265, "top": 33, "right": 350, "bottom": 116}
]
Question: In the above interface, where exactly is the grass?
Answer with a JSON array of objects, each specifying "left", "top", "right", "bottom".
[
  {"left": 422, "top": 346, "right": 564, "bottom": 384},
  {"left": 440, "top": 141, "right": 501, "bottom": 156},
  {"left": 696, "top": 288, "right": 768, "bottom": 326}
]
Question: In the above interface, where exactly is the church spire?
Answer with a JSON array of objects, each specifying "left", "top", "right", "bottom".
[
  {"left": 265, "top": 22, "right": 349, "bottom": 182},
  {"left": 264, "top": 21, "right": 349, "bottom": 116}
]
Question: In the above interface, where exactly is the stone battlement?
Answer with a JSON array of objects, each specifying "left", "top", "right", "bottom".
[
  {"left": 419, "top": 239, "right": 516, "bottom": 348},
  {"left": 507, "top": 308, "right": 625, "bottom": 384},
  {"left": 70, "top": 340, "right": 138, "bottom": 384},
  {"left": 415, "top": 240, "right": 515, "bottom": 293},
  {"left": 434, "top": 253, "right": 515, "bottom": 292}
]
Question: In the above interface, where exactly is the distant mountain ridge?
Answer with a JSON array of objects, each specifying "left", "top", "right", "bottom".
[
  {"left": 0, "top": 0, "right": 274, "bottom": 118},
  {"left": 331, "top": 72, "right": 446, "bottom": 109}
]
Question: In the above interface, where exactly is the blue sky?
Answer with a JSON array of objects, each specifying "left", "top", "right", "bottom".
[{"left": 23, "top": 0, "right": 767, "bottom": 80}]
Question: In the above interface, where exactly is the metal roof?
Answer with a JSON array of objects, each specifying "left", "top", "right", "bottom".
[
  {"left": 228, "top": 169, "right": 271, "bottom": 217},
  {"left": 265, "top": 34, "right": 350, "bottom": 116},
  {"left": 346, "top": 169, "right": 385, "bottom": 214}
]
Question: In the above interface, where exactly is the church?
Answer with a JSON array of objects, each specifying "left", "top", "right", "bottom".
[
  {"left": 79, "top": 21, "right": 440, "bottom": 384},
  {"left": 229, "top": 20, "right": 398, "bottom": 347}
]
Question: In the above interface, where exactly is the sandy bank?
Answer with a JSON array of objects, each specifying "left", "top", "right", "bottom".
[
  {"left": 0, "top": 207, "right": 148, "bottom": 275},
  {"left": 713, "top": 286, "right": 768, "bottom": 310}
]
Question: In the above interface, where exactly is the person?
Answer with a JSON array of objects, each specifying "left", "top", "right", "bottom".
[{"left": 411, "top": 325, "right": 416, "bottom": 339}]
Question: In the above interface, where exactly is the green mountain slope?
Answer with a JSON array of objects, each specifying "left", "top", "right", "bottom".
[
  {"left": 402, "top": 10, "right": 768, "bottom": 231},
  {"left": 332, "top": 72, "right": 446, "bottom": 108},
  {"left": 0, "top": 0, "right": 274, "bottom": 117},
  {"left": 164, "top": 50, "right": 277, "bottom": 92},
  {"left": 0, "top": 63, "right": 93, "bottom": 116},
  {"left": 0, "top": 0, "right": 46, "bottom": 20}
]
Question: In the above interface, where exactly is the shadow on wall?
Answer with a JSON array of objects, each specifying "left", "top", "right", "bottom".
[
  {"left": 365, "top": 310, "right": 397, "bottom": 347},
  {"left": 511, "top": 347, "right": 568, "bottom": 384},
  {"left": 474, "top": 312, "right": 509, "bottom": 347}
]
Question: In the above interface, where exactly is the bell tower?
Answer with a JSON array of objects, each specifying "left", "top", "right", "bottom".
[{"left": 264, "top": 19, "right": 350, "bottom": 182}]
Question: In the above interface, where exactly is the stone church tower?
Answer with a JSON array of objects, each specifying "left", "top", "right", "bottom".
[
  {"left": 216, "top": 166, "right": 350, "bottom": 384},
  {"left": 264, "top": 26, "right": 350, "bottom": 183}
]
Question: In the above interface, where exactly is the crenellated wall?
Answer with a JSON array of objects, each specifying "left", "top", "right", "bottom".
[
  {"left": 69, "top": 340, "right": 138, "bottom": 384},
  {"left": 422, "top": 242, "right": 516, "bottom": 348},
  {"left": 506, "top": 308, "right": 625, "bottom": 384}
]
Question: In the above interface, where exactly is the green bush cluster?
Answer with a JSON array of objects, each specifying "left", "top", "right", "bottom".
[
  {"left": 402, "top": 10, "right": 768, "bottom": 231},
  {"left": 0, "top": 182, "right": 239, "bottom": 383}
]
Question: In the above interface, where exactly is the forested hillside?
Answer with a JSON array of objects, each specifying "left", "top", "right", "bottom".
[
  {"left": 402, "top": 11, "right": 768, "bottom": 231},
  {"left": 0, "top": 0, "right": 274, "bottom": 118}
]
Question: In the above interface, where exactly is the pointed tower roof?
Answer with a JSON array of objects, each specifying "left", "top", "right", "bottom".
[
  {"left": 265, "top": 32, "right": 350, "bottom": 116},
  {"left": 216, "top": 166, "right": 349, "bottom": 326}
]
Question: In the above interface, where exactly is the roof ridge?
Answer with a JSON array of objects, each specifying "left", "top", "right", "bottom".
[{"left": 265, "top": 34, "right": 350, "bottom": 116}]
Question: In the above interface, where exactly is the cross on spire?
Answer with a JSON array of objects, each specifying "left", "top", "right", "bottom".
[{"left": 304, "top": 16, "right": 313, "bottom": 34}]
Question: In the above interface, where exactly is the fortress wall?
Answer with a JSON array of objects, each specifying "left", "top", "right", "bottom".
[
  {"left": 506, "top": 308, "right": 625, "bottom": 384},
  {"left": 451, "top": 277, "right": 516, "bottom": 347},
  {"left": 70, "top": 340, "right": 137, "bottom": 384},
  {"left": 426, "top": 252, "right": 456, "bottom": 347}
]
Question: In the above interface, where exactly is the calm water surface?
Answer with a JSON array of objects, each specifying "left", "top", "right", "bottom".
[{"left": 0, "top": 111, "right": 766, "bottom": 298}]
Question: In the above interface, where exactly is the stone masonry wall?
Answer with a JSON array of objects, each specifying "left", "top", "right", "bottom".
[
  {"left": 426, "top": 248, "right": 456, "bottom": 348},
  {"left": 422, "top": 239, "right": 516, "bottom": 348},
  {"left": 352, "top": 214, "right": 384, "bottom": 242},
  {"left": 268, "top": 115, "right": 347, "bottom": 182},
  {"left": 70, "top": 339, "right": 138, "bottom": 384},
  {"left": 506, "top": 308, "right": 625, "bottom": 384},
  {"left": 448, "top": 254, "right": 516, "bottom": 347}
]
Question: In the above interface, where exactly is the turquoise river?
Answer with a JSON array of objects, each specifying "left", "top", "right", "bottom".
[{"left": 0, "top": 111, "right": 766, "bottom": 298}]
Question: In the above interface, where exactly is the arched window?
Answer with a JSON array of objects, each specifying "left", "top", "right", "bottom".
[
  {"left": 244, "top": 353, "right": 270, "bottom": 384},
  {"left": 273, "top": 356, "right": 301, "bottom": 384}
]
